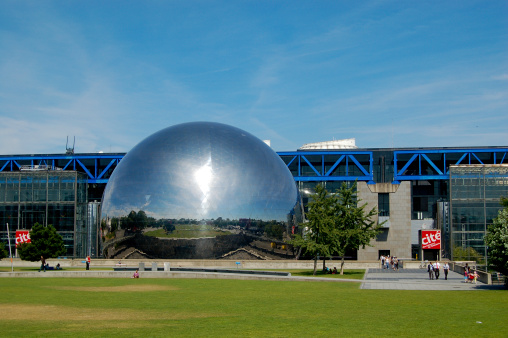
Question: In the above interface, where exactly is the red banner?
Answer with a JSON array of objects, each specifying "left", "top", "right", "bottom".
[
  {"left": 15, "top": 230, "right": 31, "bottom": 247},
  {"left": 422, "top": 230, "right": 441, "bottom": 250}
]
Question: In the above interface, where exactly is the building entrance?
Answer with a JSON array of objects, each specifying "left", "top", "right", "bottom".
[
  {"left": 423, "top": 249, "right": 439, "bottom": 261},
  {"left": 378, "top": 250, "right": 390, "bottom": 259}
]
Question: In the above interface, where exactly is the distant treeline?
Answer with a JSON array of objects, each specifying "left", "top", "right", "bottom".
[{"left": 102, "top": 210, "right": 287, "bottom": 239}]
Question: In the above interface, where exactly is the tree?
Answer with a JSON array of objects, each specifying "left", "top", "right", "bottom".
[
  {"left": 0, "top": 242, "right": 8, "bottom": 260},
  {"left": 452, "top": 245, "right": 485, "bottom": 265},
  {"left": 331, "top": 182, "right": 382, "bottom": 275},
  {"left": 484, "top": 200, "right": 508, "bottom": 288},
  {"left": 18, "top": 223, "right": 66, "bottom": 261},
  {"left": 162, "top": 220, "right": 176, "bottom": 234},
  {"left": 289, "top": 182, "right": 382, "bottom": 275},
  {"left": 121, "top": 210, "right": 151, "bottom": 231},
  {"left": 501, "top": 197, "right": 508, "bottom": 208},
  {"left": 288, "top": 183, "right": 338, "bottom": 275},
  {"left": 265, "top": 222, "right": 285, "bottom": 240}
]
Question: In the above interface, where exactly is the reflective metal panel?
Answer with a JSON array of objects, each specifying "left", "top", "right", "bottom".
[{"left": 101, "top": 122, "right": 302, "bottom": 259}]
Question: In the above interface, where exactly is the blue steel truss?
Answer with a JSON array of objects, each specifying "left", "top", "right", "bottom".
[
  {"left": 1, "top": 148, "right": 507, "bottom": 185},
  {"left": 0, "top": 154, "right": 124, "bottom": 184},
  {"left": 278, "top": 151, "right": 374, "bottom": 183},
  {"left": 393, "top": 148, "right": 508, "bottom": 182},
  {"left": 0, "top": 151, "right": 375, "bottom": 184}
]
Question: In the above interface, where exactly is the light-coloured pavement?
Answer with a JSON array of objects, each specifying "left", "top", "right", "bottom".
[{"left": 361, "top": 268, "right": 503, "bottom": 291}]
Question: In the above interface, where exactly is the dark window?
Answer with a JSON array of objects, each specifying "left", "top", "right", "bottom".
[
  {"left": 376, "top": 229, "right": 389, "bottom": 242},
  {"left": 378, "top": 193, "right": 389, "bottom": 216}
]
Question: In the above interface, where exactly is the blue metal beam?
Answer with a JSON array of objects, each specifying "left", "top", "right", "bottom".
[
  {"left": 421, "top": 154, "right": 443, "bottom": 175},
  {"left": 278, "top": 151, "right": 374, "bottom": 182},
  {"left": 301, "top": 155, "right": 321, "bottom": 176},
  {"left": 393, "top": 148, "right": 508, "bottom": 182},
  {"left": 97, "top": 159, "right": 119, "bottom": 179},
  {"left": 76, "top": 159, "right": 94, "bottom": 179},
  {"left": 1, "top": 148, "right": 506, "bottom": 185},
  {"left": 295, "top": 176, "right": 372, "bottom": 182},
  {"left": 0, "top": 154, "right": 124, "bottom": 183},
  {"left": 325, "top": 155, "right": 346, "bottom": 176}
]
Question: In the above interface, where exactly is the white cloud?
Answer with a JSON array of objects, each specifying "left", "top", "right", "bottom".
[{"left": 492, "top": 74, "right": 508, "bottom": 81}]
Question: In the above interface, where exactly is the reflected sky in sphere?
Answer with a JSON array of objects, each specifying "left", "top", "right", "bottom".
[{"left": 101, "top": 122, "right": 302, "bottom": 225}]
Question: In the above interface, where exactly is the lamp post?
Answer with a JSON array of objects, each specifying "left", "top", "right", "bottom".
[{"left": 6, "top": 223, "right": 13, "bottom": 272}]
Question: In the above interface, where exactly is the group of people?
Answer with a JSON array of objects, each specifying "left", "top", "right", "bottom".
[
  {"left": 463, "top": 263, "right": 479, "bottom": 284},
  {"left": 427, "top": 262, "right": 479, "bottom": 283},
  {"left": 427, "top": 261, "right": 450, "bottom": 280},
  {"left": 324, "top": 266, "right": 338, "bottom": 274},
  {"left": 38, "top": 256, "right": 61, "bottom": 272},
  {"left": 380, "top": 255, "right": 399, "bottom": 271}
]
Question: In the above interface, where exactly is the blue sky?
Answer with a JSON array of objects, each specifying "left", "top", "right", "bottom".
[{"left": 0, "top": 1, "right": 507, "bottom": 154}]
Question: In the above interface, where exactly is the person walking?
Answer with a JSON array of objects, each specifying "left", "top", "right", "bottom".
[
  {"left": 443, "top": 262, "right": 449, "bottom": 280},
  {"left": 434, "top": 261, "right": 440, "bottom": 280},
  {"left": 427, "top": 262, "right": 434, "bottom": 280},
  {"left": 86, "top": 255, "right": 91, "bottom": 270},
  {"left": 39, "top": 255, "right": 46, "bottom": 272}
]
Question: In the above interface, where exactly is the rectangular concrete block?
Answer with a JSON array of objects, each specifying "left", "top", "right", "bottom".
[
  {"left": 164, "top": 262, "right": 170, "bottom": 271},
  {"left": 152, "top": 262, "right": 157, "bottom": 271},
  {"left": 139, "top": 262, "right": 145, "bottom": 271}
]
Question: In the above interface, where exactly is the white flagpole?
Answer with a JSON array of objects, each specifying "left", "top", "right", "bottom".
[{"left": 6, "top": 223, "right": 13, "bottom": 272}]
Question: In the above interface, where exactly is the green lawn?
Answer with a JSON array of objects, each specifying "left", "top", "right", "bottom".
[
  {"left": 144, "top": 224, "right": 231, "bottom": 238},
  {"left": 0, "top": 277, "right": 506, "bottom": 337}
]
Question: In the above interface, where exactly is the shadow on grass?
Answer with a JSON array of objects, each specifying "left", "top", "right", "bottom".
[
  {"left": 0, "top": 267, "right": 112, "bottom": 272},
  {"left": 281, "top": 269, "right": 365, "bottom": 280}
]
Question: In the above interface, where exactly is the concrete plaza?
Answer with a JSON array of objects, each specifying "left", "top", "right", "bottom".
[{"left": 361, "top": 267, "right": 503, "bottom": 291}]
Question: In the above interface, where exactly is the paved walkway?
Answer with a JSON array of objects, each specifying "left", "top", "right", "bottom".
[{"left": 361, "top": 268, "right": 503, "bottom": 290}]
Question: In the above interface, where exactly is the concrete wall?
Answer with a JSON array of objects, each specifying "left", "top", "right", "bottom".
[
  {"left": 131, "top": 233, "right": 251, "bottom": 259},
  {"left": 411, "top": 219, "right": 435, "bottom": 245},
  {"left": 357, "top": 181, "right": 412, "bottom": 260},
  {"left": 0, "top": 258, "right": 380, "bottom": 270}
]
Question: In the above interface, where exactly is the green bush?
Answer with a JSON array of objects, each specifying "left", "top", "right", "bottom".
[{"left": 17, "top": 223, "right": 66, "bottom": 261}]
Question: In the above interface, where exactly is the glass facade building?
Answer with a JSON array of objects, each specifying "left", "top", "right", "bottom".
[
  {"left": 0, "top": 170, "right": 88, "bottom": 257},
  {"left": 449, "top": 165, "right": 508, "bottom": 268}
]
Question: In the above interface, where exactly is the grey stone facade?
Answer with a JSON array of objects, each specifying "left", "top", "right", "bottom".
[{"left": 357, "top": 181, "right": 411, "bottom": 260}]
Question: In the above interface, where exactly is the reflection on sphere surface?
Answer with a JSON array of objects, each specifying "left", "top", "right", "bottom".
[{"left": 101, "top": 122, "right": 302, "bottom": 259}]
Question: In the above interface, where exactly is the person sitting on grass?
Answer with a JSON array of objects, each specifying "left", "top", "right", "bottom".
[{"left": 132, "top": 270, "right": 139, "bottom": 278}]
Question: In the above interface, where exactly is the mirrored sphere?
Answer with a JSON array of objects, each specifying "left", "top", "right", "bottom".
[{"left": 101, "top": 122, "right": 302, "bottom": 259}]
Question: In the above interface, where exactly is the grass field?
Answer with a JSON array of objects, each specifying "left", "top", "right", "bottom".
[
  {"left": 144, "top": 224, "right": 231, "bottom": 238},
  {"left": 0, "top": 277, "right": 506, "bottom": 337}
]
